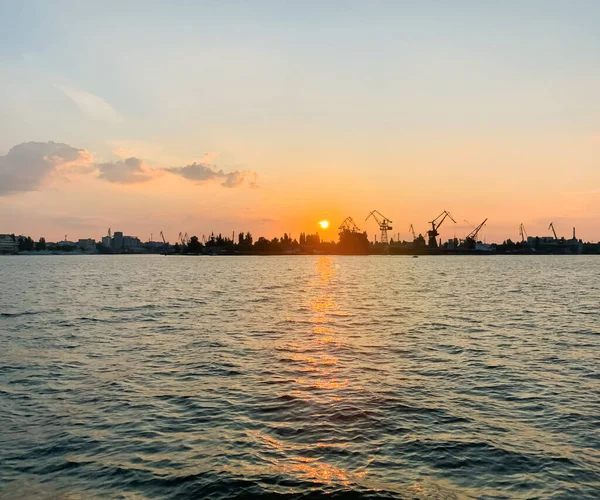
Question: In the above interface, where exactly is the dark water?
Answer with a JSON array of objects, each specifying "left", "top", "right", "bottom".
[{"left": 1, "top": 255, "right": 599, "bottom": 499}]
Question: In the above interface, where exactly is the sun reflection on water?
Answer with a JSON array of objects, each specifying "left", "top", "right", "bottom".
[
  {"left": 258, "top": 257, "right": 367, "bottom": 490},
  {"left": 278, "top": 257, "right": 360, "bottom": 486}
]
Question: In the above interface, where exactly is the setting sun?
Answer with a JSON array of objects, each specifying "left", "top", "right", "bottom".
[{"left": 319, "top": 220, "right": 330, "bottom": 229}]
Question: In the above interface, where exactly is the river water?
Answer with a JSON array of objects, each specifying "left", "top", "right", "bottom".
[{"left": 0, "top": 255, "right": 599, "bottom": 499}]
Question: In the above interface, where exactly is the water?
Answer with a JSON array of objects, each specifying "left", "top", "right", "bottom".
[{"left": 1, "top": 255, "right": 599, "bottom": 499}]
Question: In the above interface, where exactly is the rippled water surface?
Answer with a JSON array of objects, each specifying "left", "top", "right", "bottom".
[{"left": 1, "top": 255, "right": 599, "bottom": 499}]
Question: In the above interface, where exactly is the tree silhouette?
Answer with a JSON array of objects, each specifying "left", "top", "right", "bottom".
[
  {"left": 187, "top": 236, "right": 203, "bottom": 254},
  {"left": 338, "top": 229, "right": 369, "bottom": 255}
]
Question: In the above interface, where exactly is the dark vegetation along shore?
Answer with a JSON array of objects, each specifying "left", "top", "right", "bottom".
[{"left": 3, "top": 228, "right": 599, "bottom": 256}]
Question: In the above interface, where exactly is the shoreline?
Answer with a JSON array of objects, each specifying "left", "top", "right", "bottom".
[{"left": 2, "top": 251, "right": 597, "bottom": 257}]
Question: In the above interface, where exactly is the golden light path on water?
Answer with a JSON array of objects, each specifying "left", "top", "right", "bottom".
[
  {"left": 260, "top": 257, "right": 378, "bottom": 491},
  {"left": 272, "top": 257, "right": 432, "bottom": 495}
]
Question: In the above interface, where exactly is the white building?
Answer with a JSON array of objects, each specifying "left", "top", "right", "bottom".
[
  {"left": 0, "top": 234, "right": 18, "bottom": 253},
  {"left": 77, "top": 238, "right": 96, "bottom": 251}
]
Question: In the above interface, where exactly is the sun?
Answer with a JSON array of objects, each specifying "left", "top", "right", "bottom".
[{"left": 319, "top": 220, "right": 329, "bottom": 229}]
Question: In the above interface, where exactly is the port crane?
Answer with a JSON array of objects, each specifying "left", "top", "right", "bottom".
[
  {"left": 427, "top": 211, "right": 456, "bottom": 247},
  {"left": 465, "top": 218, "right": 487, "bottom": 244},
  {"left": 338, "top": 217, "right": 360, "bottom": 233},
  {"left": 178, "top": 232, "right": 190, "bottom": 245},
  {"left": 365, "top": 210, "right": 393, "bottom": 244},
  {"left": 519, "top": 224, "right": 528, "bottom": 243},
  {"left": 409, "top": 224, "right": 416, "bottom": 240},
  {"left": 548, "top": 222, "right": 558, "bottom": 240},
  {"left": 160, "top": 231, "right": 166, "bottom": 244}
]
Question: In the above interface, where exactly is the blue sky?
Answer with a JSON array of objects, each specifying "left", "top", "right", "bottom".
[{"left": 1, "top": 1, "right": 599, "bottom": 241}]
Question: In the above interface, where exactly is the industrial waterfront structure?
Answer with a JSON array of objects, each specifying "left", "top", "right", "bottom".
[{"left": 0, "top": 213, "right": 594, "bottom": 255}]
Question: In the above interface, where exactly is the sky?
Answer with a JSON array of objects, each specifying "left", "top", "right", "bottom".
[{"left": 0, "top": 0, "right": 599, "bottom": 243}]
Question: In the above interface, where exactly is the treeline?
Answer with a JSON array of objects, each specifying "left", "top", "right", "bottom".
[
  {"left": 7, "top": 235, "right": 48, "bottom": 251},
  {"left": 175, "top": 229, "right": 371, "bottom": 255}
]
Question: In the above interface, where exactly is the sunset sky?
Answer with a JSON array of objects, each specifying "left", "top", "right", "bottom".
[{"left": 1, "top": 1, "right": 599, "bottom": 243}]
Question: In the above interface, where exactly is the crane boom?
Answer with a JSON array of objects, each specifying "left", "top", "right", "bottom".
[
  {"left": 338, "top": 216, "right": 360, "bottom": 232},
  {"left": 466, "top": 218, "right": 488, "bottom": 240},
  {"left": 409, "top": 224, "right": 416, "bottom": 239},
  {"left": 433, "top": 211, "right": 456, "bottom": 230},
  {"left": 160, "top": 231, "right": 166, "bottom": 244},
  {"left": 519, "top": 223, "right": 528, "bottom": 242},
  {"left": 548, "top": 222, "right": 558, "bottom": 240}
]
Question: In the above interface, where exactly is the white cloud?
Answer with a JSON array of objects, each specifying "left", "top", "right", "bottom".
[
  {"left": 0, "top": 141, "right": 258, "bottom": 193},
  {"left": 95, "top": 157, "right": 153, "bottom": 184},
  {"left": 0, "top": 141, "right": 93, "bottom": 195}
]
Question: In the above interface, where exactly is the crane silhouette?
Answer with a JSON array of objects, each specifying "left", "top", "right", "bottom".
[
  {"left": 338, "top": 217, "right": 360, "bottom": 233},
  {"left": 409, "top": 224, "right": 416, "bottom": 241},
  {"left": 427, "top": 211, "right": 456, "bottom": 247},
  {"left": 519, "top": 223, "right": 528, "bottom": 243},
  {"left": 365, "top": 210, "right": 393, "bottom": 244}
]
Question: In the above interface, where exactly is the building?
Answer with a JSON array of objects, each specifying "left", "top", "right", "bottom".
[
  {"left": 101, "top": 236, "right": 111, "bottom": 248},
  {"left": 113, "top": 232, "right": 124, "bottom": 250},
  {"left": 77, "top": 238, "right": 96, "bottom": 251},
  {"left": 0, "top": 234, "right": 18, "bottom": 253},
  {"left": 56, "top": 240, "right": 77, "bottom": 248},
  {"left": 526, "top": 234, "right": 583, "bottom": 254},
  {"left": 123, "top": 236, "right": 141, "bottom": 249}
]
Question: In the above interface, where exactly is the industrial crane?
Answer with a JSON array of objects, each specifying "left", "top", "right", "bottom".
[
  {"left": 519, "top": 223, "right": 528, "bottom": 243},
  {"left": 160, "top": 231, "right": 166, "bottom": 244},
  {"left": 466, "top": 217, "right": 487, "bottom": 242},
  {"left": 338, "top": 217, "right": 360, "bottom": 232},
  {"left": 409, "top": 224, "right": 416, "bottom": 240},
  {"left": 427, "top": 211, "right": 456, "bottom": 247},
  {"left": 548, "top": 222, "right": 558, "bottom": 240},
  {"left": 365, "top": 210, "right": 393, "bottom": 244}
]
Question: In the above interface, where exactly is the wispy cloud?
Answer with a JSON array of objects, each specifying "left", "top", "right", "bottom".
[
  {"left": 166, "top": 162, "right": 258, "bottom": 188},
  {"left": 57, "top": 85, "right": 123, "bottom": 122}
]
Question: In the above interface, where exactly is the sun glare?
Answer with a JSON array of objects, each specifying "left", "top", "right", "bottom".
[{"left": 319, "top": 220, "right": 330, "bottom": 229}]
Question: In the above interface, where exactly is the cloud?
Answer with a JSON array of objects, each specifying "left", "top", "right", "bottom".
[
  {"left": 95, "top": 157, "right": 153, "bottom": 184},
  {"left": 166, "top": 162, "right": 220, "bottom": 182},
  {"left": 0, "top": 141, "right": 93, "bottom": 195},
  {"left": 57, "top": 85, "right": 123, "bottom": 123},
  {"left": 0, "top": 141, "right": 257, "bottom": 193},
  {"left": 166, "top": 162, "right": 257, "bottom": 188},
  {"left": 222, "top": 171, "right": 247, "bottom": 188}
]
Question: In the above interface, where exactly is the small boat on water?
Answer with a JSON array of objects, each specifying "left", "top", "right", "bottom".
[{"left": 412, "top": 255, "right": 418, "bottom": 258}]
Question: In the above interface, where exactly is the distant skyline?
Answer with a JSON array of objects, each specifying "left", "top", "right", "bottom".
[{"left": 1, "top": 1, "right": 599, "bottom": 242}]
